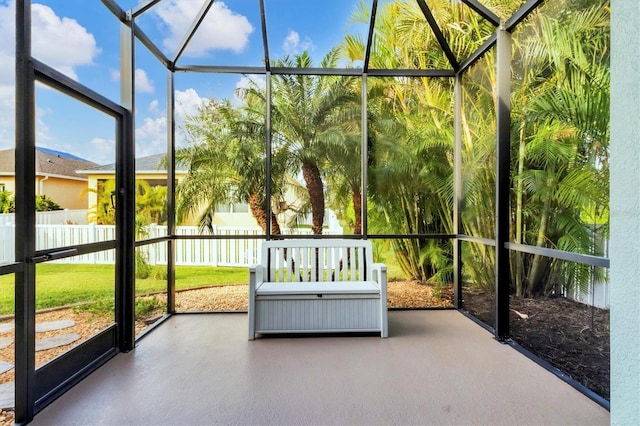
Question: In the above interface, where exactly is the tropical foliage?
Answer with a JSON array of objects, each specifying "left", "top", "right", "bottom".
[
  {"left": 0, "top": 190, "right": 63, "bottom": 213},
  {"left": 174, "top": 0, "right": 609, "bottom": 298},
  {"left": 87, "top": 179, "right": 168, "bottom": 228},
  {"left": 0, "top": 190, "right": 15, "bottom": 213}
]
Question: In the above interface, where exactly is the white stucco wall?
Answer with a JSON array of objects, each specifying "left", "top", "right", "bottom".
[{"left": 610, "top": 0, "right": 640, "bottom": 423}]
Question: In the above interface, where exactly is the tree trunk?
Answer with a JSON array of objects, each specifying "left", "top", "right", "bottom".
[
  {"left": 352, "top": 190, "right": 362, "bottom": 235},
  {"left": 527, "top": 176, "right": 554, "bottom": 296},
  {"left": 248, "top": 193, "right": 268, "bottom": 232},
  {"left": 515, "top": 119, "right": 527, "bottom": 297},
  {"left": 248, "top": 192, "right": 281, "bottom": 235},
  {"left": 270, "top": 212, "right": 281, "bottom": 235},
  {"left": 302, "top": 160, "right": 325, "bottom": 235}
]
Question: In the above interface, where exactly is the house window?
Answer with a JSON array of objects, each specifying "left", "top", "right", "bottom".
[
  {"left": 232, "top": 203, "right": 249, "bottom": 213},
  {"left": 215, "top": 203, "right": 231, "bottom": 213},
  {"left": 0, "top": 183, "right": 5, "bottom": 192}
]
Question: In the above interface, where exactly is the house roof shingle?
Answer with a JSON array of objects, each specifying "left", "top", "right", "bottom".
[
  {"left": 78, "top": 153, "right": 188, "bottom": 174},
  {"left": 0, "top": 147, "right": 98, "bottom": 179}
]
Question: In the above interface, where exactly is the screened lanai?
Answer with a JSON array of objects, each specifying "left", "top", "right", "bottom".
[{"left": 2, "top": 0, "right": 637, "bottom": 424}]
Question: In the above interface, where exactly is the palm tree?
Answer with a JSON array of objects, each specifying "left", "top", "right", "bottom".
[
  {"left": 175, "top": 98, "right": 286, "bottom": 235},
  {"left": 269, "top": 50, "right": 359, "bottom": 234},
  {"left": 343, "top": 0, "right": 476, "bottom": 282},
  {"left": 510, "top": 0, "right": 609, "bottom": 296},
  {"left": 136, "top": 180, "right": 167, "bottom": 226}
]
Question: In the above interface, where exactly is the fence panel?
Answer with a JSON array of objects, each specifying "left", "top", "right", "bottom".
[
  {"left": 0, "top": 222, "right": 609, "bottom": 308},
  {"left": 0, "top": 210, "right": 89, "bottom": 225},
  {"left": 0, "top": 224, "right": 14, "bottom": 262},
  {"left": 1, "top": 222, "right": 343, "bottom": 267}
]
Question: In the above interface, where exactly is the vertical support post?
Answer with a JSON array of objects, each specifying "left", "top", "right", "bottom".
[
  {"left": 14, "top": 0, "right": 36, "bottom": 422},
  {"left": 117, "top": 20, "right": 136, "bottom": 351},
  {"left": 166, "top": 69, "right": 176, "bottom": 312},
  {"left": 265, "top": 71, "right": 272, "bottom": 240},
  {"left": 453, "top": 74, "right": 463, "bottom": 309},
  {"left": 495, "top": 26, "right": 511, "bottom": 341},
  {"left": 361, "top": 74, "right": 368, "bottom": 238}
]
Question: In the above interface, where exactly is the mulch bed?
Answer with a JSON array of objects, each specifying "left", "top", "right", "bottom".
[{"left": 462, "top": 288, "right": 610, "bottom": 401}]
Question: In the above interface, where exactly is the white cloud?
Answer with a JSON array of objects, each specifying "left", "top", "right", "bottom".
[
  {"left": 0, "top": 85, "right": 14, "bottom": 146},
  {"left": 30, "top": 3, "right": 100, "bottom": 80},
  {"left": 154, "top": 0, "right": 254, "bottom": 58},
  {"left": 35, "top": 105, "right": 53, "bottom": 145},
  {"left": 134, "top": 88, "right": 209, "bottom": 154},
  {"left": 282, "top": 29, "right": 313, "bottom": 55},
  {"left": 0, "top": 0, "right": 101, "bottom": 150},
  {"left": 110, "top": 68, "right": 154, "bottom": 94},
  {"left": 149, "top": 99, "right": 160, "bottom": 114},
  {"left": 233, "top": 75, "right": 265, "bottom": 105},
  {"left": 135, "top": 116, "right": 167, "bottom": 155},
  {"left": 135, "top": 69, "right": 154, "bottom": 93},
  {"left": 89, "top": 137, "right": 116, "bottom": 165},
  {"left": 175, "top": 88, "right": 207, "bottom": 121}
]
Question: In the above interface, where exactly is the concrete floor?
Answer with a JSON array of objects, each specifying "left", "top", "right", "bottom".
[{"left": 32, "top": 311, "right": 609, "bottom": 425}]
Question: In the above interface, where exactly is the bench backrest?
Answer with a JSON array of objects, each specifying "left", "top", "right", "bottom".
[{"left": 260, "top": 239, "right": 374, "bottom": 282}]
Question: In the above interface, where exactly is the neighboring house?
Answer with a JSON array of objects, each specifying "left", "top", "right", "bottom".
[
  {"left": 0, "top": 147, "right": 97, "bottom": 209},
  {"left": 77, "top": 153, "right": 257, "bottom": 227},
  {"left": 78, "top": 153, "right": 342, "bottom": 231}
]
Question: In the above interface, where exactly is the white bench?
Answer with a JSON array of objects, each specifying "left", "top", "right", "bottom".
[{"left": 248, "top": 239, "right": 388, "bottom": 340}]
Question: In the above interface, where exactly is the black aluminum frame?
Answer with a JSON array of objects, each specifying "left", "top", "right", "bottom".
[{"left": 9, "top": 0, "right": 612, "bottom": 422}]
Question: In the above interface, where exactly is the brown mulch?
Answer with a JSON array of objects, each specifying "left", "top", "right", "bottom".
[
  {"left": 462, "top": 288, "right": 610, "bottom": 401},
  {"left": 172, "top": 281, "right": 452, "bottom": 312},
  {"left": 0, "top": 281, "right": 450, "bottom": 425}
]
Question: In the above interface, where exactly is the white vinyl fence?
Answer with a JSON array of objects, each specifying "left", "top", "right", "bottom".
[
  {"left": 1, "top": 221, "right": 608, "bottom": 308},
  {"left": 0, "top": 223, "right": 343, "bottom": 267},
  {"left": 564, "top": 281, "right": 610, "bottom": 309},
  {"left": 0, "top": 209, "right": 89, "bottom": 225}
]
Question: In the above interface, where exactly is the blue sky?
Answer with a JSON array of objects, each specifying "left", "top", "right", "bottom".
[{"left": 0, "top": 0, "right": 371, "bottom": 165}]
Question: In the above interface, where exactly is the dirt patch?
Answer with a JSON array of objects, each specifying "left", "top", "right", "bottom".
[{"left": 462, "top": 288, "right": 609, "bottom": 401}]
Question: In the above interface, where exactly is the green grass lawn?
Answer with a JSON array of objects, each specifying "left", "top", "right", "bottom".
[
  {"left": 0, "top": 264, "right": 248, "bottom": 315},
  {"left": 0, "top": 250, "right": 407, "bottom": 316}
]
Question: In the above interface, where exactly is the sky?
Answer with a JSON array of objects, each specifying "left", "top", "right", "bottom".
[{"left": 0, "top": 0, "right": 371, "bottom": 165}]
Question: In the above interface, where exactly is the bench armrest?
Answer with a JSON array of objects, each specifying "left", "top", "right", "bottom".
[
  {"left": 371, "top": 263, "right": 387, "bottom": 283},
  {"left": 371, "top": 263, "right": 388, "bottom": 338},
  {"left": 248, "top": 264, "right": 265, "bottom": 340}
]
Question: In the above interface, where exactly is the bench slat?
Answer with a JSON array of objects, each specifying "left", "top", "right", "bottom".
[
  {"left": 318, "top": 247, "right": 324, "bottom": 281},
  {"left": 286, "top": 247, "right": 292, "bottom": 281},
  {"left": 256, "top": 281, "right": 380, "bottom": 295}
]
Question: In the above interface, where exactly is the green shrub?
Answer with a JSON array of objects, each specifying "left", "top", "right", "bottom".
[
  {"left": 35, "top": 195, "right": 63, "bottom": 211},
  {"left": 135, "top": 250, "right": 152, "bottom": 279},
  {"left": 135, "top": 295, "right": 164, "bottom": 318},
  {"left": 150, "top": 266, "right": 167, "bottom": 280}
]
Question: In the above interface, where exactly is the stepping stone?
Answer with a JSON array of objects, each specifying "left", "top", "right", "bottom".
[
  {"left": 0, "top": 337, "right": 12, "bottom": 350},
  {"left": 0, "top": 382, "right": 14, "bottom": 410},
  {"left": 0, "top": 323, "right": 13, "bottom": 333},
  {"left": 36, "top": 319, "right": 75, "bottom": 333},
  {"left": 0, "top": 361, "right": 13, "bottom": 375},
  {"left": 35, "top": 333, "right": 80, "bottom": 351}
]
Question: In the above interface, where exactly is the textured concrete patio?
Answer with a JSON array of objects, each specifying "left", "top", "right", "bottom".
[{"left": 31, "top": 310, "right": 609, "bottom": 425}]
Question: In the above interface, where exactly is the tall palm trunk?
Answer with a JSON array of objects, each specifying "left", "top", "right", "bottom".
[
  {"left": 527, "top": 176, "right": 554, "bottom": 296},
  {"left": 302, "top": 160, "right": 325, "bottom": 235},
  {"left": 514, "top": 119, "right": 527, "bottom": 296},
  {"left": 248, "top": 193, "right": 281, "bottom": 235},
  {"left": 352, "top": 190, "right": 362, "bottom": 235}
]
